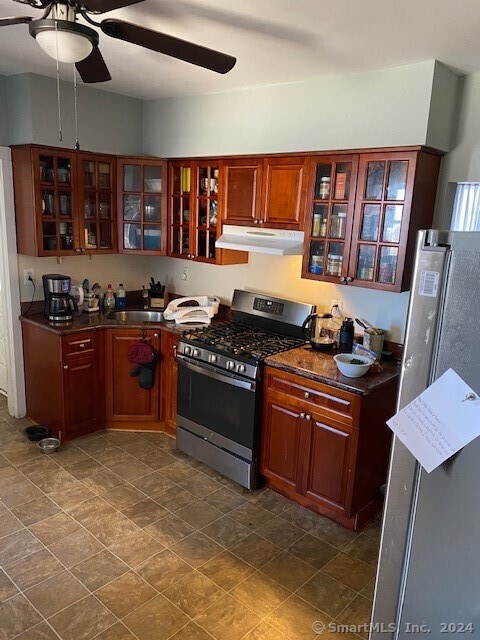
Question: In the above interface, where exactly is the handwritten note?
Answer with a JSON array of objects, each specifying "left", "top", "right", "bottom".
[{"left": 387, "top": 368, "right": 480, "bottom": 472}]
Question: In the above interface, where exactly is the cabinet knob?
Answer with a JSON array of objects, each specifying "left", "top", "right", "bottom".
[
  {"left": 63, "top": 365, "right": 68, "bottom": 369},
  {"left": 346, "top": 276, "right": 354, "bottom": 283},
  {"left": 253, "top": 219, "right": 259, "bottom": 225},
  {"left": 259, "top": 219, "right": 264, "bottom": 224},
  {"left": 300, "top": 412, "right": 306, "bottom": 419},
  {"left": 304, "top": 391, "right": 310, "bottom": 398},
  {"left": 79, "top": 343, "right": 85, "bottom": 348},
  {"left": 153, "top": 333, "right": 159, "bottom": 338},
  {"left": 305, "top": 414, "right": 312, "bottom": 421},
  {"left": 74, "top": 249, "right": 82, "bottom": 254},
  {"left": 340, "top": 276, "right": 346, "bottom": 283}
]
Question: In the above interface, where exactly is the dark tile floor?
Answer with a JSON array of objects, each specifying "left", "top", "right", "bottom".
[{"left": 0, "top": 395, "right": 380, "bottom": 640}]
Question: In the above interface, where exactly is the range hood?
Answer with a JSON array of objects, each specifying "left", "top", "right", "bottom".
[{"left": 215, "top": 225, "right": 305, "bottom": 255}]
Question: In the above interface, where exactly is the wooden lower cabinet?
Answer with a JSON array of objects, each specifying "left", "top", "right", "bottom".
[
  {"left": 105, "top": 329, "right": 162, "bottom": 429},
  {"left": 261, "top": 366, "right": 396, "bottom": 530},
  {"left": 22, "top": 323, "right": 105, "bottom": 442},
  {"left": 160, "top": 331, "right": 179, "bottom": 437}
]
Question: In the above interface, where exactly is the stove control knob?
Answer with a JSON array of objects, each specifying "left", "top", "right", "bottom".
[
  {"left": 226, "top": 360, "right": 235, "bottom": 370},
  {"left": 192, "top": 348, "right": 200, "bottom": 357},
  {"left": 237, "top": 364, "right": 246, "bottom": 374},
  {"left": 209, "top": 354, "right": 218, "bottom": 364},
  {"left": 184, "top": 345, "right": 192, "bottom": 355}
]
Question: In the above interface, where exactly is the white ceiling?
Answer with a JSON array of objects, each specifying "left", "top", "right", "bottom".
[{"left": 1, "top": 0, "right": 480, "bottom": 100}]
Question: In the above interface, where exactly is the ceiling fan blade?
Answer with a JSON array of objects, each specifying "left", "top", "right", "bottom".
[
  {"left": 101, "top": 19, "right": 236, "bottom": 74},
  {"left": 81, "top": 0, "right": 144, "bottom": 14},
  {"left": 75, "top": 45, "right": 111, "bottom": 83},
  {"left": 0, "top": 16, "right": 33, "bottom": 27}
]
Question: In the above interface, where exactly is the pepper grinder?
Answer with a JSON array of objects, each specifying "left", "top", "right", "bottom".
[{"left": 339, "top": 317, "right": 354, "bottom": 353}]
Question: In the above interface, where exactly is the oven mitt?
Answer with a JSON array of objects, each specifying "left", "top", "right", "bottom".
[
  {"left": 130, "top": 350, "right": 161, "bottom": 390},
  {"left": 128, "top": 340, "right": 156, "bottom": 364}
]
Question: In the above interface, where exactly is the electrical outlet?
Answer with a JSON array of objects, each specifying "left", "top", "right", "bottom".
[
  {"left": 180, "top": 268, "right": 189, "bottom": 281},
  {"left": 331, "top": 298, "right": 343, "bottom": 317},
  {"left": 23, "top": 269, "right": 35, "bottom": 285}
]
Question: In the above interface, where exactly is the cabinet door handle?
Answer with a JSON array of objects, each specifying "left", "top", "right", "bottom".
[
  {"left": 340, "top": 276, "right": 346, "bottom": 283},
  {"left": 253, "top": 219, "right": 259, "bottom": 225},
  {"left": 304, "top": 391, "right": 310, "bottom": 398},
  {"left": 153, "top": 333, "right": 159, "bottom": 338},
  {"left": 74, "top": 248, "right": 82, "bottom": 254},
  {"left": 346, "top": 276, "right": 354, "bottom": 283},
  {"left": 259, "top": 219, "right": 264, "bottom": 224},
  {"left": 79, "top": 343, "right": 85, "bottom": 348},
  {"left": 305, "top": 414, "right": 312, "bottom": 421},
  {"left": 63, "top": 365, "right": 68, "bottom": 369},
  {"left": 300, "top": 412, "right": 306, "bottom": 419}
]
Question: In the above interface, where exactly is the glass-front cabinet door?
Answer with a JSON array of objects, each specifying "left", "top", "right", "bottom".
[
  {"left": 78, "top": 153, "right": 116, "bottom": 253},
  {"left": 194, "top": 162, "right": 219, "bottom": 262},
  {"left": 169, "top": 161, "right": 192, "bottom": 259},
  {"left": 169, "top": 160, "right": 219, "bottom": 263},
  {"left": 117, "top": 158, "right": 167, "bottom": 254},
  {"left": 349, "top": 152, "right": 416, "bottom": 290},
  {"left": 34, "top": 148, "right": 77, "bottom": 255},
  {"left": 302, "top": 155, "right": 358, "bottom": 282}
]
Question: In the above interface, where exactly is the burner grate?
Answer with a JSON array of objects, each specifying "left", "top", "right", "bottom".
[{"left": 182, "top": 321, "right": 305, "bottom": 361}]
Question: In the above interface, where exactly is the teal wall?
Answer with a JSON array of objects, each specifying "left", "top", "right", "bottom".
[
  {"left": 143, "top": 60, "right": 460, "bottom": 158},
  {"left": 5, "top": 73, "right": 143, "bottom": 155}
]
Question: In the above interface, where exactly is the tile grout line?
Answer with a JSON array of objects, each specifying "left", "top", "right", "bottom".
[{"left": 1, "top": 418, "right": 378, "bottom": 640}]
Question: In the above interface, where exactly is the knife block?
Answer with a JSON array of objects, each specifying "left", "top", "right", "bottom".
[{"left": 149, "top": 291, "right": 167, "bottom": 309}]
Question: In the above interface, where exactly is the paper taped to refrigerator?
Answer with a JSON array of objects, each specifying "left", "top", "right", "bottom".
[{"left": 387, "top": 368, "right": 480, "bottom": 473}]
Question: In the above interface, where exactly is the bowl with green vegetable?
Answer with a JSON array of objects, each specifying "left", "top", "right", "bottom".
[{"left": 333, "top": 353, "right": 374, "bottom": 378}]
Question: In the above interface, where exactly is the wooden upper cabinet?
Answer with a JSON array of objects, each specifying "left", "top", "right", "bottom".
[
  {"left": 301, "top": 154, "right": 359, "bottom": 283},
  {"left": 221, "top": 155, "right": 307, "bottom": 230},
  {"left": 117, "top": 157, "right": 167, "bottom": 255},
  {"left": 168, "top": 159, "right": 247, "bottom": 265},
  {"left": 261, "top": 156, "right": 308, "bottom": 229},
  {"left": 302, "top": 148, "right": 442, "bottom": 292},
  {"left": 221, "top": 157, "right": 263, "bottom": 225},
  {"left": 12, "top": 145, "right": 117, "bottom": 257},
  {"left": 77, "top": 152, "right": 116, "bottom": 254}
]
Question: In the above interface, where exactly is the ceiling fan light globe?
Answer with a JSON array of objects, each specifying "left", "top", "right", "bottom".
[{"left": 36, "top": 29, "right": 93, "bottom": 63}]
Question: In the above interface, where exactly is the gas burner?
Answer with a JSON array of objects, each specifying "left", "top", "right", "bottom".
[{"left": 181, "top": 320, "right": 305, "bottom": 365}]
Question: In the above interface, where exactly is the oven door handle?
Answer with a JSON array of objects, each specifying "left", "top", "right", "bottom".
[{"left": 177, "top": 354, "right": 256, "bottom": 391}]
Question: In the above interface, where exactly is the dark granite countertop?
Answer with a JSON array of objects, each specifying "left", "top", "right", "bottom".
[
  {"left": 19, "top": 310, "right": 185, "bottom": 335},
  {"left": 265, "top": 345, "right": 400, "bottom": 395}
]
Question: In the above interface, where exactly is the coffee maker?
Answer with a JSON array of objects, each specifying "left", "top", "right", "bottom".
[{"left": 42, "top": 274, "right": 78, "bottom": 321}]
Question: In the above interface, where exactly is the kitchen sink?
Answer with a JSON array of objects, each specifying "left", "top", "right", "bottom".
[{"left": 110, "top": 310, "right": 164, "bottom": 322}]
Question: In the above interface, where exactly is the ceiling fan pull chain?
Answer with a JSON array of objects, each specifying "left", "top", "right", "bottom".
[
  {"left": 73, "top": 67, "right": 80, "bottom": 150},
  {"left": 55, "top": 20, "right": 62, "bottom": 142}
]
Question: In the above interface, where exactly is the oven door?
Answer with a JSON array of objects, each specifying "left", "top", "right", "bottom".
[{"left": 176, "top": 354, "right": 258, "bottom": 460}]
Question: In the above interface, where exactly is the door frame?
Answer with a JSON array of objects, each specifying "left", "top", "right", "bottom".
[{"left": 0, "top": 146, "right": 26, "bottom": 417}]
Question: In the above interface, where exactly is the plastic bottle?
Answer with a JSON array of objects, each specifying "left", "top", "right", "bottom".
[
  {"left": 116, "top": 284, "right": 127, "bottom": 309},
  {"left": 105, "top": 284, "right": 115, "bottom": 311},
  {"left": 339, "top": 317, "right": 354, "bottom": 353}
]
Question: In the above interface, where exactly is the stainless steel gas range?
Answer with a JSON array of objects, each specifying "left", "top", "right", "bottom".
[{"left": 176, "top": 290, "right": 315, "bottom": 489}]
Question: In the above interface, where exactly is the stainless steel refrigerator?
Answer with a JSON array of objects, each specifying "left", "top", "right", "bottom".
[{"left": 371, "top": 229, "right": 480, "bottom": 639}]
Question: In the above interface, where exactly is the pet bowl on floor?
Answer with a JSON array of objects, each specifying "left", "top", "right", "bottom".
[
  {"left": 24, "top": 426, "right": 50, "bottom": 442},
  {"left": 37, "top": 437, "right": 60, "bottom": 454}
]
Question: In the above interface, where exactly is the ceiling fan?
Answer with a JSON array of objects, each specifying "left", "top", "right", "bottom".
[{"left": 0, "top": 0, "right": 237, "bottom": 83}]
